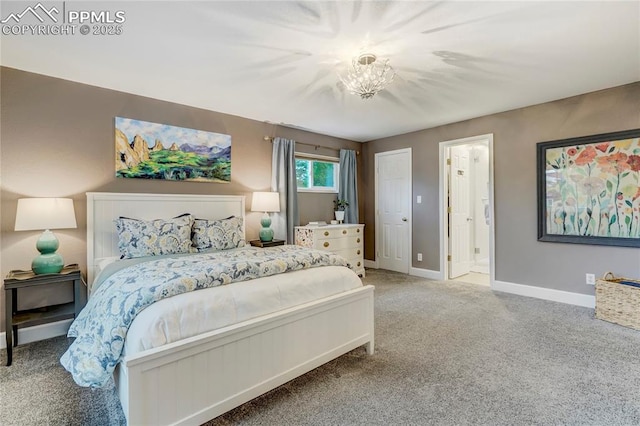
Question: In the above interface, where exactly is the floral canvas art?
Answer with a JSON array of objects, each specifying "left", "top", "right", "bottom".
[{"left": 537, "top": 129, "right": 640, "bottom": 247}]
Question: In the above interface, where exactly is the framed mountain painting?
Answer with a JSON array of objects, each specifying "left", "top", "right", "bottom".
[
  {"left": 537, "top": 128, "right": 640, "bottom": 247},
  {"left": 115, "top": 117, "right": 231, "bottom": 183}
]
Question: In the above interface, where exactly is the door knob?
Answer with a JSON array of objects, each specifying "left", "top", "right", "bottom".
[{"left": 402, "top": 217, "right": 408, "bottom": 222}]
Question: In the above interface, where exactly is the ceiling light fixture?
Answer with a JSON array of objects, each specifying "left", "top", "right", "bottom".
[{"left": 339, "top": 53, "right": 396, "bottom": 100}]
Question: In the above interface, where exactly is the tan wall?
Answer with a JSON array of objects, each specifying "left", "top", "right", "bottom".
[
  {"left": 362, "top": 82, "right": 640, "bottom": 294},
  {"left": 0, "top": 67, "right": 360, "bottom": 332}
]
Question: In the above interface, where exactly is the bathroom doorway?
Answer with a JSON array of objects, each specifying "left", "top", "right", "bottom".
[{"left": 440, "top": 135, "right": 494, "bottom": 287}]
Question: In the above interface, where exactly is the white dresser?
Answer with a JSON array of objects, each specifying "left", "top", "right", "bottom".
[{"left": 295, "top": 224, "right": 365, "bottom": 277}]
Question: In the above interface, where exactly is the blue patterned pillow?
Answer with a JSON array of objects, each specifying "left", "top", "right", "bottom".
[
  {"left": 192, "top": 216, "right": 246, "bottom": 252},
  {"left": 115, "top": 214, "right": 195, "bottom": 259}
]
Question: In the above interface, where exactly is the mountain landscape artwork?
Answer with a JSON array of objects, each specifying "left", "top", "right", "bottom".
[{"left": 115, "top": 117, "right": 231, "bottom": 183}]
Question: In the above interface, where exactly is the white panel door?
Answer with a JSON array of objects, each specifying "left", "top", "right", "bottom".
[
  {"left": 449, "top": 145, "right": 472, "bottom": 278},
  {"left": 376, "top": 150, "right": 411, "bottom": 273}
]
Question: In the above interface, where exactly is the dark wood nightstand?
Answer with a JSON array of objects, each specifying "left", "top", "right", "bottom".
[
  {"left": 4, "top": 264, "right": 84, "bottom": 366},
  {"left": 249, "top": 239, "right": 286, "bottom": 248}
]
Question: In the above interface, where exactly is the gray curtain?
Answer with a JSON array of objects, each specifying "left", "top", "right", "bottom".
[
  {"left": 339, "top": 149, "right": 359, "bottom": 224},
  {"left": 271, "top": 137, "right": 299, "bottom": 243}
]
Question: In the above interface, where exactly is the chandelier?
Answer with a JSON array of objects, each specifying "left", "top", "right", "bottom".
[{"left": 339, "top": 53, "right": 396, "bottom": 100}]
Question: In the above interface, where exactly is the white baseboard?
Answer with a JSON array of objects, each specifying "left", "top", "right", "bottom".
[
  {"left": 0, "top": 319, "right": 72, "bottom": 350},
  {"left": 492, "top": 280, "right": 595, "bottom": 308},
  {"left": 410, "top": 267, "right": 444, "bottom": 280},
  {"left": 364, "top": 259, "right": 378, "bottom": 269}
]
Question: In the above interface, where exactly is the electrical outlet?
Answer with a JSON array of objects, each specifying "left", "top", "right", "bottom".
[
  {"left": 586, "top": 273, "right": 596, "bottom": 285},
  {"left": 417, "top": 253, "right": 423, "bottom": 262}
]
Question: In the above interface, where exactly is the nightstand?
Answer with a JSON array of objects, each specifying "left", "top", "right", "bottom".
[
  {"left": 249, "top": 239, "right": 286, "bottom": 248},
  {"left": 4, "top": 264, "right": 84, "bottom": 366}
]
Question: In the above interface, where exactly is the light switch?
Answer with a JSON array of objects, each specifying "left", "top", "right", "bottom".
[{"left": 417, "top": 195, "right": 422, "bottom": 204}]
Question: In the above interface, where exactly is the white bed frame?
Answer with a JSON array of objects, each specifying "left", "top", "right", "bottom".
[{"left": 86, "top": 192, "right": 375, "bottom": 425}]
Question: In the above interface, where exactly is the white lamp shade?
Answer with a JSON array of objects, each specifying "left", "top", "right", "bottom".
[
  {"left": 251, "top": 192, "right": 280, "bottom": 213},
  {"left": 15, "top": 198, "right": 77, "bottom": 231}
]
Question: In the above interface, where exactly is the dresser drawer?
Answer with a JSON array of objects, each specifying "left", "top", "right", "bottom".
[
  {"left": 333, "top": 247, "right": 363, "bottom": 260},
  {"left": 314, "top": 227, "right": 362, "bottom": 239},
  {"left": 313, "top": 236, "right": 362, "bottom": 251}
]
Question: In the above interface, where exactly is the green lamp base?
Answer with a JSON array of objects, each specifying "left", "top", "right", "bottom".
[
  {"left": 32, "top": 230, "right": 64, "bottom": 275},
  {"left": 259, "top": 213, "right": 274, "bottom": 242},
  {"left": 32, "top": 253, "right": 64, "bottom": 275}
]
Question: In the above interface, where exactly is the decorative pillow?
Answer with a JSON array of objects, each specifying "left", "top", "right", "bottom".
[
  {"left": 115, "top": 214, "right": 195, "bottom": 259},
  {"left": 192, "top": 216, "right": 246, "bottom": 252}
]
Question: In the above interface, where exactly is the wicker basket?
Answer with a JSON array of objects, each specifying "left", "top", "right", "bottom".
[{"left": 595, "top": 272, "right": 640, "bottom": 330}]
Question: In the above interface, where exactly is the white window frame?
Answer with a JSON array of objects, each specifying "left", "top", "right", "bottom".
[{"left": 295, "top": 152, "right": 340, "bottom": 193}]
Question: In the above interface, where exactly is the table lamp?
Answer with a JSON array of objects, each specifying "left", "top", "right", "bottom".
[
  {"left": 14, "top": 198, "right": 77, "bottom": 274},
  {"left": 251, "top": 192, "right": 280, "bottom": 242}
]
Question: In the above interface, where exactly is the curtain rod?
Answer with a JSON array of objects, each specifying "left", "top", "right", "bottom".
[{"left": 263, "top": 136, "right": 360, "bottom": 155}]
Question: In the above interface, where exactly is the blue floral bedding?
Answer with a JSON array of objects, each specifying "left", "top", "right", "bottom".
[{"left": 60, "top": 245, "right": 349, "bottom": 388}]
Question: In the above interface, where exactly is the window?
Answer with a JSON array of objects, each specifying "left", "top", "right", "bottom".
[{"left": 295, "top": 156, "right": 339, "bottom": 193}]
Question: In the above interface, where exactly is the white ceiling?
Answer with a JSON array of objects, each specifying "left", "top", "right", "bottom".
[{"left": 1, "top": 1, "right": 639, "bottom": 142}]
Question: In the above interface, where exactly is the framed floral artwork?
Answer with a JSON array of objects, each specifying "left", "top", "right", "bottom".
[{"left": 537, "top": 129, "right": 640, "bottom": 247}]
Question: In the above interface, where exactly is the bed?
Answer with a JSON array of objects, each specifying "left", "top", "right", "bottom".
[{"left": 77, "top": 192, "right": 375, "bottom": 425}]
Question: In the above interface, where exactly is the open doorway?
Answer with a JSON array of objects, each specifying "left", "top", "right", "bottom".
[{"left": 439, "top": 135, "right": 495, "bottom": 287}]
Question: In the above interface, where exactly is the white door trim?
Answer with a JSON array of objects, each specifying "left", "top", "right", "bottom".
[
  {"left": 375, "top": 148, "right": 412, "bottom": 273},
  {"left": 439, "top": 134, "right": 495, "bottom": 285}
]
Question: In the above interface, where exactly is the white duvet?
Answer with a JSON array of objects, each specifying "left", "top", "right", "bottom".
[
  {"left": 119, "top": 265, "right": 363, "bottom": 356},
  {"left": 65, "top": 247, "right": 360, "bottom": 388}
]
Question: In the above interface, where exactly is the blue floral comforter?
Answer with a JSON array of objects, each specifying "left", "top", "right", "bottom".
[{"left": 60, "top": 245, "right": 349, "bottom": 388}]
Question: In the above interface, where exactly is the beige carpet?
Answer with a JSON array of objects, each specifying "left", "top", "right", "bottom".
[{"left": 2, "top": 269, "right": 640, "bottom": 425}]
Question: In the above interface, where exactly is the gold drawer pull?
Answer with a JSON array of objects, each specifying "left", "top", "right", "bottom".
[
  {"left": 342, "top": 230, "right": 347, "bottom": 234},
  {"left": 357, "top": 250, "right": 361, "bottom": 255},
  {"left": 324, "top": 231, "right": 329, "bottom": 236},
  {"left": 357, "top": 238, "right": 361, "bottom": 243},
  {"left": 323, "top": 242, "right": 330, "bottom": 248},
  {"left": 357, "top": 228, "right": 360, "bottom": 233},
  {"left": 357, "top": 262, "right": 361, "bottom": 267}
]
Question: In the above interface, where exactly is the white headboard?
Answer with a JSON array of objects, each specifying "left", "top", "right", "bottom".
[{"left": 86, "top": 192, "right": 246, "bottom": 285}]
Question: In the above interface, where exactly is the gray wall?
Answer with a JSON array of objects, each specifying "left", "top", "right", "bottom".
[
  {"left": 362, "top": 82, "right": 640, "bottom": 294},
  {"left": 2, "top": 65, "right": 638, "bottom": 335},
  {"left": 0, "top": 67, "right": 361, "bottom": 332}
]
